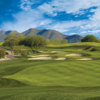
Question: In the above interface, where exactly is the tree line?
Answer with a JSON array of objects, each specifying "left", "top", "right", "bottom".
[{"left": 0, "top": 32, "right": 100, "bottom": 58}]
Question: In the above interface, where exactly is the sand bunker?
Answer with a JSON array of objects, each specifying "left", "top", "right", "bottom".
[
  {"left": 55, "top": 58, "right": 66, "bottom": 60},
  {"left": 78, "top": 58, "right": 93, "bottom": 60},
  {"left": 66, "top": 53, "right": 82, "bottom": 57},
  {"left": 29, "top": 54, "right": 52, "bottom": 60},
  {"left": 29, "top": 57, "right": 52, "bottom": 60},
  {"left": 51, "top": 51, "right": 66, "bottom": 53}
]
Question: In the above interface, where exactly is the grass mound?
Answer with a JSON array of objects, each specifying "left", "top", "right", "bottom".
[
  {"left": 0, "top": 78, "right": 27, "bottom": 87},
  {"left": 84, "top": 46, "right": 100, "bottom": 52}
]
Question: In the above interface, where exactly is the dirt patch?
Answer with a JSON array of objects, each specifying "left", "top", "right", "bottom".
[
  {"left": 0, "top": 57, "right": 10, "bottom": 62},
  {"left": 0, "top": 55, "right": 17, "bottom": 62}
]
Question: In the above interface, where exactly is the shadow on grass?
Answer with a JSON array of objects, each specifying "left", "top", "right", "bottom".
[
  {"left": 0, "top": 78, "right": 28, "bottom": 88},
  {"left": 86, "top": 97, "right": 100, "bottom": 100}
]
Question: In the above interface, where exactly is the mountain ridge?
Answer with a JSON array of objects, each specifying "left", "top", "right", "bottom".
[{"left": 0, "top": 28, "right": 83, "bottom": 43}]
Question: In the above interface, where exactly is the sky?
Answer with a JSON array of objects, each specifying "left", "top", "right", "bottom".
[{"left": 0, "top": 0, "right": 100, "bottom": 37}]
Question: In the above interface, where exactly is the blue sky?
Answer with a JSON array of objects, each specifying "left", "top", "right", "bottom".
[{"left": 0, "top": 0, "right": 100, "bottom": 37}]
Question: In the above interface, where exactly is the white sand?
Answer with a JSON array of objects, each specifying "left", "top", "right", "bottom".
[
  {"left": 55, "top": 58, "right": 66, "bottom": 60},
  {"left": 51, "top": 51, "right": 65, "bottom": 53},
  {"left": 29, "top": 57, "right": 52, "bottom": 60},
  {"left": 31, "top": 54, "right": 49, "bottom": 58},
  {"left": 78, "top": 58, "right": 92, "bottom": 60},
  {"left": 66, "top": 53, "right": 82, "bottom": 57}
]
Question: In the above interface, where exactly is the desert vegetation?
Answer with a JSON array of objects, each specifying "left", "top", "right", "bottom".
[
  {"left": 0, "top": 49, "right": 6, "bottom": 58},
  {"left": 81, "top": 35, "right": 100, "bottom": 43}
]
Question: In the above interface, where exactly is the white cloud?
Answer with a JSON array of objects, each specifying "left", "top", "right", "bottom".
[
  {"left": 20, "top": 0, "right": 34, "bottom": 11},
  {"left": 46, "top": 21, "right": 86, "bottom": 33},
  {"left": 38, "top": 0, "right": 100, "bottom": 37},
  {"left": 39, "top": 0, "right": 100, "bottom": 14},
  {"left": 1, "top": 0, "right": 100, "bottom": 37},
  {"left": 1, "top": 9, "right": 52, "bottom": 32}
]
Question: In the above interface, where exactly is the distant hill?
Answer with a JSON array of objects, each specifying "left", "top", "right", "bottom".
[
  {"left": 0, "top": 30, "right": 6, "bottom": 41},
  {"left": 66, "top": 34, "right": 83, "bottom": 43},
  {"left": 0, "top": 29, "right": 83, "bottom": 43}
]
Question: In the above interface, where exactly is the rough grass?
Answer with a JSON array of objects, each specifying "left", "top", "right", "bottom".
[
  {"left": 45, "top": 42, "right": 100, "bottom": 59},
  {"left": 47, "top": 42, "right": 100, "bottom": 47}
]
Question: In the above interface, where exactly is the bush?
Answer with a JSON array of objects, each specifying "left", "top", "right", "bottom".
[
  {"left": 13, "top": 49, "right": 21, "bottom": 55},
  {"left": 20, "top": 50, "right": 29, "bottom": 56},
  {"left": 0, "top": 49, "right": 6, "bottom": 58},
  {"left": 81, "top": 35, "right": 99, "bottom": 42}
]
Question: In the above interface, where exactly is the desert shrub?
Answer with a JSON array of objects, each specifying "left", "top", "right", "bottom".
[
  {"left": 0, "top": 49, "right": 6, "bottom": 58},
  {"left": 20, "top": 50, "right": 29, "bottom": 56},
  {"left": 13, "top": 49, "right": 21, "bottom": 55}
]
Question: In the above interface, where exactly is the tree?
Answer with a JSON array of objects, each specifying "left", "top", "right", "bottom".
[
  {"left": 18, "top": 34, "right": 25, "bottom": 43},
  {"left": 81, "top": 35, "right": 99, "bottom": 42},
  {"left": 3, "top": 33, "right": 19, "bottom": 52},
  {"left": 3, "top": 33, "right": 25, "bottom": 50},
  {"left": 22, "top": 35, "right": 47, "bottom": 52},
  {"left": 5, "top": 32, "right": 17, "bottom": 40}
]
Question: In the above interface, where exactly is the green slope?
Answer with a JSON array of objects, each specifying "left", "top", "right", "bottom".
[
  {"left": 0, "top": 60, "right": 100, "bottom": 100},
  {"left": 0, "top": 59, "right": 100, "bottom": 88},
  {"left": 5, "top": 60, "right": 100, "bottom": 87}
]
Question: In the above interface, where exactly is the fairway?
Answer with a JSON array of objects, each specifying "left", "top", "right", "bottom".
[
  {"left": 0, "top": 59, "right": 100, "bottom": 100},
  {"left": 5, "top": 60, "right": 100, "bottom": 87}
]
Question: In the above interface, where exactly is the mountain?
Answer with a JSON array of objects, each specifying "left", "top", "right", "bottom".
[
  {"left": 22, "top": 28, "right": 82, "bottom": 42},
  {"left": 0, "top": 28, "right": 83, "bottom": 43},
  {"left": 0, "top": 30, "right": 6, "bottom": 41},
  {"left": 66, "top": 34, "right": 83, "bottom": 43},
  {"left": 22, "top": 28, "right": 66, "bottom": 40}
]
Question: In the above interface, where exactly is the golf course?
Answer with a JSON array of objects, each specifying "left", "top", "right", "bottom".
[
  {"left": 0, "top": 0, "right": 100, "bottom": 99},
  {"left": 0, "top": 40, "right": 100, "bottom": 100}
]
